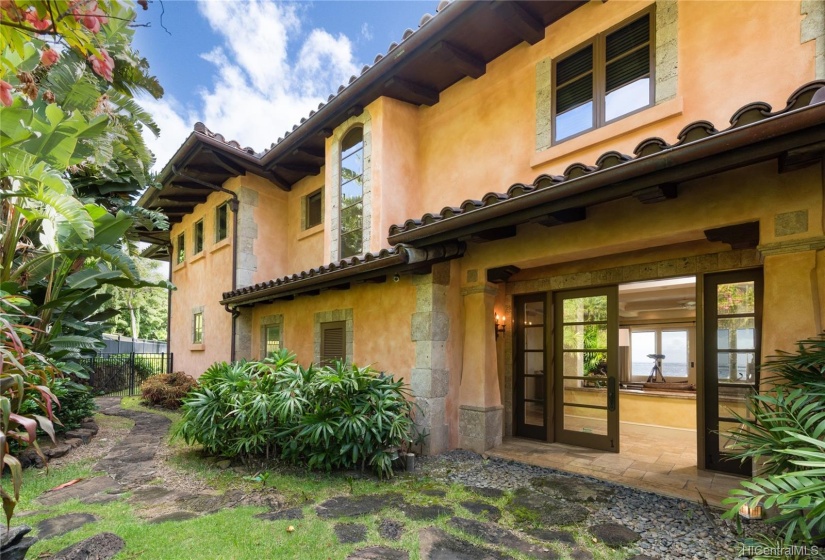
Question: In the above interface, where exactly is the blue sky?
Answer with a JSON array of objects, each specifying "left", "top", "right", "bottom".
[{"left": 132, "top": 1, "right": 438, "bottom": 169}]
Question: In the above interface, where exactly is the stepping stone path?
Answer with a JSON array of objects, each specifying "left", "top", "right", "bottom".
[
  {"left": 38, "top": 476, "right": 120, "bottom": 506},
  {"left": 36, "top": 513, "right": 97, "bottom": 540},
  {"left": 255, "top": 507, "right": 304, "bottom": 521},
  {"left": 530, "top": 475, "right": 614, "bottom": 503},
  {"left": 400, "top": 503, "right": 453, "bottom": 520},
  {"left": 589, "top": 522, "right": 641, "bottom": 547},
  {"left": 378, "top": 519, "right": 405, "bottom": 540},
  {"left": 418, "top": 527, "right": 513, "bottom": 560},
  {"left": 52, "top": 532, "right": 125, "bottom": 560},
  {"left": 510, "top": 487, "right": 590, "bottom": 526},
  {"left": 523, "top": 527, "right": 577, "bottom": 546},
  {"left": 421, "top": 489, "right": 447, "bottom": 498},
  {"left": 334, "top": 522, "right": 368, "bottom": 544},
  {"left": 464, "top": 485, "right": 505, "bottom": 499},
  {"left": 1, "top": 524, "right": 37, "bottom": 560},
  {"left": 348, "top": 546, "right": 409, "bottom": 560},
  {"left": 448, "top": 517, "right": 559, "bottom": 560},
  {"left": 316, "top": 493, "right": 402, "bottom": 519},
  {"left": 460, "top": 500, "right": 501, "bottom": 521}
]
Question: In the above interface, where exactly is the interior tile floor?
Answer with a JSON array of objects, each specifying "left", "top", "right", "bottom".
[{"left": 487, "top": 423, "right": 744, "bottom": 508}]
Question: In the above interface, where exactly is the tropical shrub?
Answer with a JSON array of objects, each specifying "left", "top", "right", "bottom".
[
  {"left": 723, "top": 335, "right": 825, "bottom": 546},
  {"left": 19, "top": 377, "right": 96, "bottom": 434},
  {"left": 175, "top": 350, "right": 418, "bottom": 478},
  {"left": 141, "top": 371, "right": 196, "bottom": 409}
]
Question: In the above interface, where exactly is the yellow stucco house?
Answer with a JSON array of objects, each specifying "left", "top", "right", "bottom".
[{"left": 139, "top": 0, "right": 825, "bottom": 500}]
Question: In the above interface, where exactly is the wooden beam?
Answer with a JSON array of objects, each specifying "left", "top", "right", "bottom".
[
  {"left": 259, "top": 168, "right": 292, "bottom": 191},
  {"left": 704, "top": 221, "right": 760, "bottom": 250},
  {"left": 360, "top": 275, "right": 387, "bottom": 284},
  {"left": 468, "top": 225, "right": 517, "bottom": 243},
  {"left": 778, "top": 141, "right": 825, "bottom": 173},
  {"left": 274, "top": 163, "right": 321, "bottom": 175},
  {"left": 384, "top": 77, "right": 439, "bottom": 106},
  {"left": 292, "top": 147, "right": 325, "bottom": 161},
  {"left": 347, "top": 105, "right": 364, "bottom": 118},
  {"left": 534, "top": 207, "right": 586, "bottom": 227},
  {"left": 204, "top": 149, "right": 248, "bottom": 176},
  {"left": 632, "top": 183, "right": 678, "bottom": 204},
  {"left": 487, "top": 265, "right": 520, "bottom": 284},
  {"left": 318, "top": 128, "right": 333, "bottom": 138},
  {"left": 158, "top": 194, "right": 209, "bottom": 203},
  {"left": 430, "top": 41, "right": 485, "bottom": 79},
  {"left": 492, "top": 1, "right": 544, "bottom": 45}
]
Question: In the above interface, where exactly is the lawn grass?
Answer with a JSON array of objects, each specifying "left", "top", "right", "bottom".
[{"left": 7, "top": 400, "right": 631, "bottom": 560}]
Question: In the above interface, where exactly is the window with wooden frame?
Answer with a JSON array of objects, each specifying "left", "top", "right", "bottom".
[
  {"left": 193, "top": 312, "right": 203, "bottom": 344},
  {"left": 320, "top": 321, "right": 346, "bottom": 366},
  {"left": 176, "top": 232, "right": 185, "bottom": 264},
  {"left": 339, "top": 127, "right": 363, "bottom": 258},
  {"left": 215, "top": 202, "right": 229, "bottom": 242},
  {"left": 305, "top": 189, "right": 323, "bottom": 229},
  {"left": 553, "top": 10, "right": 653, "bottom": 143},
  {"left": 193, "top": 219, "right": 204, "bottom": 254},
  {"left": 262, "top": 324, "right": 281, "bottom": 358}
]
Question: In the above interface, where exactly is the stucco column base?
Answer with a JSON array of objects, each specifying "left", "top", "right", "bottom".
[
  {"left": 415, "top": 396, "right": 449, "bottom": 455},
  {"left": 458, "top": 405, "right": 504, "bottom": 453}
]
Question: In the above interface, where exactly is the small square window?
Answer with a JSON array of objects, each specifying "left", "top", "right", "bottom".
[
  {"left": 194, "top": 219, "right": 204, "bottom": 254},
  {"left": 263, "top": 324, "right": 281, "bottom": 358},
  {"left": 193, "top": 312, "right": 203, "bottom": 344},
  {"left": 216, "top": 203, "right": 229, "bottom": 242},
  {"left": 306, "top": 190, "right": 322, "bottom": 229},
  {"left": 176, "top": 233, "right": 185, "bottom": 264}
]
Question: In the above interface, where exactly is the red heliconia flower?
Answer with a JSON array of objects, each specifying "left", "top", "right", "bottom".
[
  {"left": 88, "top": 49, "right": 114, "bottom": 82},
  {"left": 40, "top": 48, "right": 60, "bottom": 68},
  {"left": 24, "top": 9, "right": 52, "bottom": 31},
  {"left": 0, "top": 80, "right": 14, "bottom": 107},
  {"left": 72, "top": 1, "right": 108, "bottom": 33}
]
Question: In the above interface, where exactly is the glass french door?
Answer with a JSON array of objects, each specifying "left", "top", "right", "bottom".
[
  {"left": 554, "top": 286, "right": 619, "bottom": 452},
  {"left": 703, "top": 269, "right": 762, "bottom": 476},
  {"left": 514, "top": 294, "right": 547, "bottom": 439}
]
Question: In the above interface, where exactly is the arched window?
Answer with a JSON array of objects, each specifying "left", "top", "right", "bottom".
[{"left": 339, "top": 127, "right": 364, "bottom": 258}]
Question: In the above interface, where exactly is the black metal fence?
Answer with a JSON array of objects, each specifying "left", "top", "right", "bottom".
[{"left": 78, "top": 353, "right": 173, "bottom": 397}]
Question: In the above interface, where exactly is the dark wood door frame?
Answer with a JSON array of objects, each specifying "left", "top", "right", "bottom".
[{"left": 514, "top": 293, "right": 548, "bottom": 440}]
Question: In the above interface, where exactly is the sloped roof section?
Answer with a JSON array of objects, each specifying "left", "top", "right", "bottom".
[{"left": 388, "top": 81, "right": 825, "bottom": 246}]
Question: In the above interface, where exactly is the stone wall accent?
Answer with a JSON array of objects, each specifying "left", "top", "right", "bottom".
[
  {"left": 775, "top": 210, "right": 809, "bottom": 237},
  {"left": 758, "top": 236, "right": 825, "bottom": 257},
  {"left": 235, "top": 308, "right": 253, "bottom": 360},
  {"left": 235, "top": 187, "right": 258, "bottom": 289},
  {"left": 411, "top": 263, "right": 451, "bottom": 455},
  {"left": 313, "top": 309, "right": 354, "bottom": 364},
  {"left": 459, "top": 405, "right": 504, "bottom": 453},
  {"left": 502, "top": 247, "right": 761, "bottom": 436},
  {"left": 802, "top": 0, "right": 825, "bottom": 79},
  {"left": 654, "top": 0, "right": 679, "bottom": 103},
  {"left": 330, "top": 113, "right": 372, "bottom": 262},
  {"left": 535, "top": 58, "right": 553, "bottom": 152}
]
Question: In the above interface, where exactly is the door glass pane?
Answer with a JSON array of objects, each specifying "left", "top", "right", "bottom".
[
  {"left": 525, "top": 401, "right": 544, "bottom": 427},
  {"left": 719, "top": 385, "right": 753, "bottom": 420},
  {"left": 563, "top": 296, "right": 607, "bottom": 322},
  {"left": 564, "top": 406, "right": 607, "bottom": 435},
  {"left": 630, "top": 331, "right": 655, "bottom": 377},
  {"left": 717, "top": 282, "right": 755, "bottom": 314},
  {"left": 562, "top": 351, "right": 608, "bottom": 377},
  {"left": 525, "top": 352, "right": 544, "bottom": 376},
  {"left": 718, "top": 420, "right": 747, "bottom": 453},
  {"left": 563, "top": 324, "right": 607, "bottom": 350},
  {"left": 717, "top": 351, "right": 756, "bottom": 383},
  {"left": 717, "top": 318, "right": 755, "bottom": 350},
  {"left": 524, "top": 376, "right": 544, "bottom": 401},
  {"left": 563, "top": 376, "right": 607, "bottom": 407},
  {"left": 524, "top": 301, "right": 544, "bottom": 326},
  {"left": 524, "top": 326, "right": 543, "bottom": 350},
  {"left": 661, "top": 330, "right": 688, "bottom": 377}
]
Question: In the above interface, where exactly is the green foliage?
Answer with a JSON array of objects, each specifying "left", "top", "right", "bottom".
[
  {"left": 175, "top": 350, "right": 419, "bottom": 479},
  {"left": 723, "top": 335, "right": 825, "bottom": 545},
  {"left": 141, "top": 372, "right": 197, "bottom": 409},
  {"left": 99, "top": 255, "right": 168, "bottom": 341},
  {"left": 18, "top": 377, "right": 97, "bottom": 434}
]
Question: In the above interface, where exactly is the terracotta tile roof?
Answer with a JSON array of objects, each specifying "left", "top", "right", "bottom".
[
  {"left": 388, "top": 80, "right": 825, "bottom": 243},
  {"left": 193, "top": 122, "right": 257, "bottom": 155}
]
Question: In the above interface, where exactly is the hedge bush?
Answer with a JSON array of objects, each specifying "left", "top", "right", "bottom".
[
  {"left": 175, "top": 350, "right": 417, "bottom": 478},
  {"left": 141, "top": 371, "right": 197, "bottom": 409}
]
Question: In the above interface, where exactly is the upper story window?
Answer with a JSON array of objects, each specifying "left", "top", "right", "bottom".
[
  {"left": 305, "top": 189, "right": 323, "bottom": 230},
  {"left": 553, "top": 11, "right": 652, "bottom": 143},
  {"left": 176, "top": 232, "right": 185, "bottom": 264},
  {"left": 339, "top": 127, "right": 364, "bottom": 258},
  {"left": 194, "top": 219, "right": 204, "bottom": 254},
  {"left": 193, "top": 311, "right": 203, "bottom": 344},
  {"left": 215, "top": 202, "right": 228, "bottom": 242}
]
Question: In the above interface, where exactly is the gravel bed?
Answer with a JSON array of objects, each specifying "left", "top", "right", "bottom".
[{"left": 418, "top": 450, "right": 771, "bottom": 559}]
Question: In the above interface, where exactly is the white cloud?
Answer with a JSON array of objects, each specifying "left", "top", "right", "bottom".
[
  {"left": 142, "top": 0, "right": 362, "bottom": 171},
  {"left": 360, "top": 22, "right": 373, "bottom": 41}
]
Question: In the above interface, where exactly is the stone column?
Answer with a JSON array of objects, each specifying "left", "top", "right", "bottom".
[
  {"left": 234, "top": 308, "right": 253, "bottom": 361},
  {"left": 232, "top": 186, "right": 258, "bottom": 362},
  {"left": 411, "top": 263, "right": 451, "bottom": 455},
  {"left": 458, "top": 283, "right": 503, "bottom": 453}
]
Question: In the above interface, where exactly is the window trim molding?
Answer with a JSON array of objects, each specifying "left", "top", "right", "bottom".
[
  {"left": 192, "top": 306, "right": 204, "bottom": 347},
  {"left": 551, "top": 5, "right": 656, "bottom": 146},
  {"left": 260, "top": 314, "right": 284, "bottom": 359}
]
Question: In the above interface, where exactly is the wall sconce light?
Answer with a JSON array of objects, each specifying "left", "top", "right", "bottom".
[
  {"left": 738, "top": 503, "right": 764, "bottom": 521},
  {"left": 495, "top": 313, "right": 506, "bottom": 339}
]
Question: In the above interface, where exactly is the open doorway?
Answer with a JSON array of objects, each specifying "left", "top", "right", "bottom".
[{"left": 618, "top": 277, "right": 697, "bottom": 469}]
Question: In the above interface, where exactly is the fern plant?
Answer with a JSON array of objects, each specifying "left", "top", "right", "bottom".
[{"left": 723, "top": 335, "right": 825, "bottom": 545}]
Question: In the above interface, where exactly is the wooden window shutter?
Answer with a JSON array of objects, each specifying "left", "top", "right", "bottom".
[{"left": 320, "top": 321, "right": 347, "bottom": 366}]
